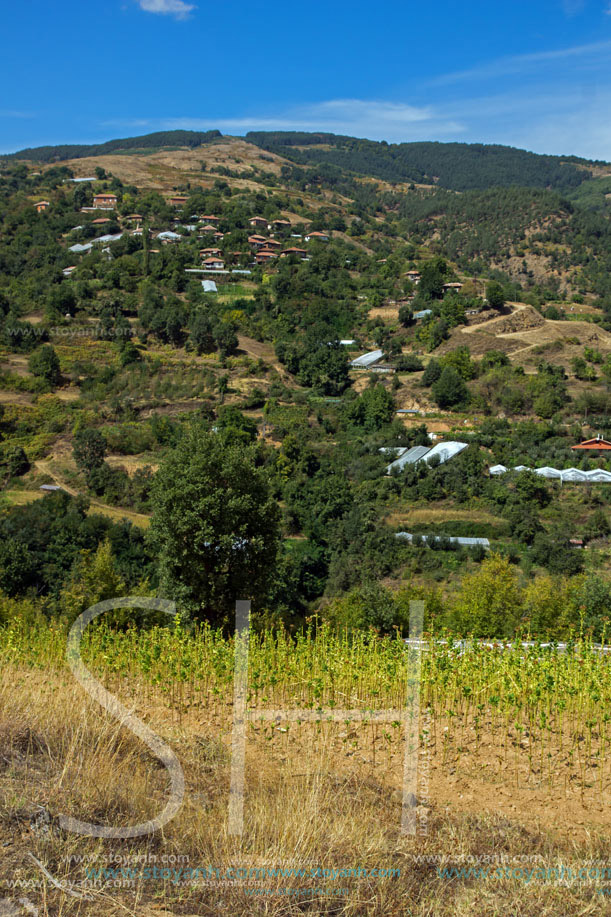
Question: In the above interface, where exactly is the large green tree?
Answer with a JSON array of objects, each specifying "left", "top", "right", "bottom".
[
  {"left": 431, "top": 366, "right": 469, "bottom": 409},
  {"left": 150, "top": 427, "right": 281, "bottom": 624},
  {"left": 28, "top": 344, "right": 61, "bottom": 385}
]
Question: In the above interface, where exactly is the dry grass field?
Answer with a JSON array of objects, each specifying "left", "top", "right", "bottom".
[
  {"left": 53, "top": 139, "right": 292, "bottom": 194},
  {"left": 2, "top": 622, "right": 611, "bottom": 917},
  {"left": 2, "top": 663, "right": 611, "bottom": 917}
]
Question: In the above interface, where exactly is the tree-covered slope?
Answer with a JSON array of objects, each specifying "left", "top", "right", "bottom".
[
  {"left": 246, "top": 132, "right": 603, "bottom": 192},
  {"left": 7, "top": 129, "right": 222, "bottom": 163}
]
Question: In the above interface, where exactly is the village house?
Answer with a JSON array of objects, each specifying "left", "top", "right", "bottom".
[
  {"left": 572, "top": 435, "right": 611, "bottom": 452},
  {"left": 405, "top": 270, "right": 421, "bottom": 283},
  {"left": 169, "top": 196, "right": 188, "bottom": 208},
  {"left": 280, "top": 248, "right": 308, "bottom": 259},
  {"left": 248, "top": 235, "right": 268, "bottom": 248},
  {"left": 200, "top": 215, "right": 219, "bottom": 223},
  {"left": 123, "top": 214, "right": 143, "bottom": 226},
  {"left": 271, "top": 219, "right": 291, "bottom": 229},
  {"left": 200, "top": 223, "right": 220, "bottom": 234},
  {"left": 92, "top": 217, "right": 111, "bottom": 225},
  {"left": 249, "top": 216, "right": 269, "bottom": 228},
  {"left": 93, "top": 193, "right": 117, "bottom": 210},
  {"left": 443, "top": 282, "right": 463, "bottom": 293},
  {"left": 62, "top": 266, "right": 77, "bottom": 277},
  {"left": 34, "top": 200, "right": 50, "bottom": 213},
  {"left": 202, "top": 256, "right": 225, "bottom": 270},
  {"left": 305, "top": 231, "right": 330, "bottom": 242},
  {"left": 263, "top": 238, "right": 281, "bottom": 249},
  {"left": 255, "top": 249, "right": 277, "bottom": 264},
  {"left": 200, "top": 248, "right": 223, "bottom": 258}
]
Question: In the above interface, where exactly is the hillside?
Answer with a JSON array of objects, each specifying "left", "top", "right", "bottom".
[
  {"left": 3, "top": 130, "right": 611, "bottom": 917},
  {"left": 6, "top": 129, "right": 222, "bottom": 162},
  {"left": 10, "top": 128, "right": 611, "bottom": 193},
  {"left": 245, "top": 131, "right": 610, "bottom": 192},
  {"left": 1, "top": 131, "right": 611, "bottom": 613}
]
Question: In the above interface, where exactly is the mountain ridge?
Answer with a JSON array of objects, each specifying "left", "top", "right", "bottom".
[{"left": 5, "top": 128, "right": 611, "bottom": 194}]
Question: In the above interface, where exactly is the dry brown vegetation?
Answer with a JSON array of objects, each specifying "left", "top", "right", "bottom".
[
  {"left": 53, "top": 139, "right": 292, "bottom": 195},
  {"left": 1, "top": 662, "right": 611, "bottom": 916}
]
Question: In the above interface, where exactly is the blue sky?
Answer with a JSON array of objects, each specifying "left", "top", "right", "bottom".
[{"left": 2, "top": 0, "right": 611, "bottom": 158}]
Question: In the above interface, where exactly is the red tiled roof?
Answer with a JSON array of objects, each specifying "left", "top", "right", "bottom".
[{"left": 572, "top": 438, "right": 611, "bottom": 450}]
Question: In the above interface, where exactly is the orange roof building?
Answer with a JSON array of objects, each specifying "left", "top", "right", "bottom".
[
  {"left": 93, "top": 193, "right": 117, "bottom": 209},
  {"left": 572, "top": 436, "right": 611, "bottom": 451},
  {"left": 280, "top": 247, "right": 307, "bottom": 258},
  {"left": 255, "top": 249, "right": 277, "bottom": 263}
]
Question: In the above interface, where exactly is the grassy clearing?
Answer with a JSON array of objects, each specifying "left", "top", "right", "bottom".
[
  {"left": 0, "top": 489, "right": 44, "bottom": 507},
  {"left": 386, "top": 506, "right": 504, "bottom": 528}
]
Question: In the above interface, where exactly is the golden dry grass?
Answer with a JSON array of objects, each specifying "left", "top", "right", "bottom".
[
  {"left": 385, "top": 506, "right": 502, "bottom": 527},
  {"left": 51, "top": 139, "right": 291, "bottom": 197},
  {"left": 1, "top": 664, "right": 610, "bottom": 916}
]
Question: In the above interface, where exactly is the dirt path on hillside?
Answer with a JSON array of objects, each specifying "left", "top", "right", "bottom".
[
  {"left": 35, "top": 458, "right": 150, "bottom": 527},
  {"left": 237, "top": 334, "right": 293, "bottom": 381}
]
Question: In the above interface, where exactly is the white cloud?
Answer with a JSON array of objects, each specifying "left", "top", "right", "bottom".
[
  {"left": 99, "top": 85, "right": 611, "bottom": 160},
  {"left": 0, "top": 110, "right": 35, "bottom": 119},
  {"left": 152, "top": 99, "right": 465, "bottom": 143},
  {"left": 562, "top": 0, "right": 586, "bottom": 15},
  {"left": 431, "top": 39, "right": 611, "bottom": 85},
  {"left": 137, "top": 0, "right": 195, "bottom": 20}
]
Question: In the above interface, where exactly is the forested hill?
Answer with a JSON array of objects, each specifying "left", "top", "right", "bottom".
[
  {"left": 7, "top": 129, "right": 222, "bottom": 163},
  {"left": 8, "top": 128, "right": 609, "bottom": 194},
  {"left": 245, "top": 132, "right": 604, "bottom": 192}
]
